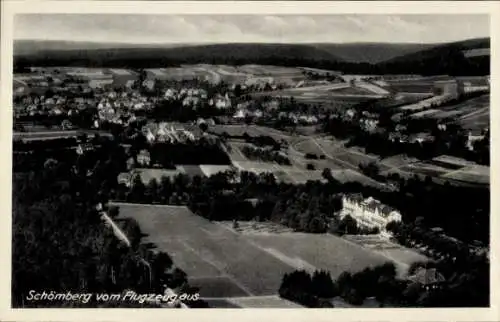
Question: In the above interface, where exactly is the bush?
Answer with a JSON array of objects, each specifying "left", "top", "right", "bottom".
[{"left": 306, "top": 163, "right": 316, "bottom": 170}]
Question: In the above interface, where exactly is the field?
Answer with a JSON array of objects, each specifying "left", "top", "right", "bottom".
[
  {"left": 329, "top": 169, "right": 387, "bottom": 189},
  {"left": 385, "top": 80, "right": 435, "bottom": 94},
  {"left": 440, "top": 165, "right": 490, "bottom": 185},
  {"left": 225, "top": 142, "right": 249, "bottom": 162},
  {"left": 402, "top": 94, "right": 489, "bottom": 126},
  {"left": 226, "top": 295, "right": 303, "bottom": 308},
  {"left": 115, "top": 203, "right": 395, "bottom": 305},
  {"left": 177, "top": 165, "right": 206, "bottom": 177},
  {"left": 429, "top": 94, "right": 489, "bottom": 121},
  {"left": 399, "top": 162, "right": 450, "bottom": 177},
  {"left": 343, "top": 235, "right": 429, "bottom": 277},
  {"left": 328, "top": 86, "right": 376, "bottom": 96},
  {"left": 247, "top": 233, "right": 391, "bottom": 279},
  {"left": 399, "top": 95, "right": 448, "bottom": 112},
  {"left": 199, "top": 165, "right": 234, "bottom": 177},
  {"left": 381, "top": 154, "right": 419, "bottom": 168},
  {"left": 253, "top": 83, "right": 377, "bottom": 105},
  {"left": 144, "top": 64, "right": 305, "bottom": 86},
  {"left": 458, "top": 109, "right": 489, "bottom": 131}
]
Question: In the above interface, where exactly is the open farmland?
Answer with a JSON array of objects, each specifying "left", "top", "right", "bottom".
[
  {"left": 177, "top": 165, "right": 206, "bottom": 177},
  {"left": 226, "top": 295, "right": 303, "bottom": 308},
  {"left": 458, "top": 110, "right": 489, "bottom": 131},
  {"left": 114, "top": 203, "right": 393, "bottom": 302},
  {"left": 115, "top": 203, "right": 295, "bottom": 297},
  {"left": 429, "top": 94, "right": 489, "bottom": 121},
  {"left": 440, "top": 165, "right": 490, "bottom": 185},
  {"left": 328, "top": 86, "right": 376, "bottom": 96},
  {"left": 385, "top": 80, "right": 435, "bottom": 94},
  {"left": 329, "top": 169, "right": 387, "bottom": 189},
  {"left": 252, "top": 84, "right": 377, "bottom": 105},
  {"left": 146, "top": 64, "right": 307, "bottom": 86},
  {"left": 399, "top": 162, "right": 451, "bottom": 177},
  {"left": 381, "top": 154, "right": 420, "bottom": 168},
  {"left": 247, "top": 233, "right": 392, "bottom": 278},
  {"left": 239, "top": 65, "right": 304, "bottom": 76},
  {"left": 343, "top": 235, "right": 429, "bottom": 277}
]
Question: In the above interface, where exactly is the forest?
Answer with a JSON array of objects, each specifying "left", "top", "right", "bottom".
[
  {"left": 14, "top": 38, "right": 490, "bottom": 76},
  {"left": 12, "top": 140, "right": 207, "bottom": 308}
]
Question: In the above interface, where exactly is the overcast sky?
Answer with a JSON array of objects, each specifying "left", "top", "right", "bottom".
[{"left": 14, "top": 14, "right": 489, "bottom": 44}]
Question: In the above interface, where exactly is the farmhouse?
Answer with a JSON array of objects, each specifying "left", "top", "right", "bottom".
[
  {"left": 433, "top": 80, "right": 464, "bottom": 99},
  {"left": 467, "top": 129, "right": 486, "bottom": 151},
  {"left": 340, "top": 194, "right": 402, "bottom": 238},
  {"left": 408, "top": 268, "right": 445, "bottom": 291},
  {"left": 137, "top": 150, "right": 151, "bottom": 166},
  {"left": 76, "top": 143, "right": 94, "bottom": 155}
]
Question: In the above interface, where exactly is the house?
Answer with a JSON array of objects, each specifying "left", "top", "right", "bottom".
[
  {"left": 433, "top": 80, "right": 464, "bottom": 99},
  {"left": 76, "top": 143, "right": 94, "bottom": 155},
  {"left": 395, "top": 124, "right": 407, "bottom": 133},
  {"left": 467, "top": 129, "right": 485, "bottom": 151},
  {"left": 137, "top": 149, "right": 151, "bottom": 166},
  {"left": 340, "top": 193, "right": 402, "bottom": 238},
  {"left": 117, "top": 172, "right": 137, "bottom": 188},
  {"left": 360, "top": 118, "right": 379, "bottom": 133},
  {"left": 409, "top": 132, "right": 434, "bottom": 144},
  {"left": 408, "top": 268, "right": 445, "bottom": 291},
  {"left": 142, "top": 79, "right": 156, "bottom": 91}
]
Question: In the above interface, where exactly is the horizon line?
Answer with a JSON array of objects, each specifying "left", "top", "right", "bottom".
[{"left": 14, "top": 36, "right": 490, "bottom": 47}]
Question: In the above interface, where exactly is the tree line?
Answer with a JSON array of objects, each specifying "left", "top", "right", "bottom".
[
  {"left": 240, "top": 145, "right": 291, "bottom": 165},
  {"left": 279, "top": 249, "right": 488, "bottom": 308}
]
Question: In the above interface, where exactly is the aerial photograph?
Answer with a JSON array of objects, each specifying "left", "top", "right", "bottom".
[{"left": 11, "top": 14, "right": 490, "bottom": 308}]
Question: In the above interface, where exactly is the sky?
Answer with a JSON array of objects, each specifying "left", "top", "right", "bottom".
[{"left": 14, "top": 14, "right": 490, "bottom": 44}]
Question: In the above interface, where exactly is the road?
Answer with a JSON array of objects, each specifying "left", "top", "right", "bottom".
[{"left": 14, "top": 130, "right": 113, "bottom": 140}]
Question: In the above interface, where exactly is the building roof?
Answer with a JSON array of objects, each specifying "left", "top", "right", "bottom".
[
  {"left": 344, "top": 193, "right": 397, "bottom": 217},
  {"left": 409, "top": 268, "right": 445, "bottom": 285}
]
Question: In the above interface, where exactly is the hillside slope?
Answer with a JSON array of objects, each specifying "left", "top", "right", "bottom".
[
  {"left": 14, "top": 38, "right": 490, "bottom": 76},
  {"left": 14, "top": 43, "right": 345, "bottom": 68},
  {"left": 377, "top": 38, "right": 490, "bottom": 75},
  {"left": 313, "top": 43, "right": 436, "bottom": 64}
]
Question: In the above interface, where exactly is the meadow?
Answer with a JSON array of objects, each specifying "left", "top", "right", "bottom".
[{"left": 116, "top": 203, "right": 393, "bottom": 300}]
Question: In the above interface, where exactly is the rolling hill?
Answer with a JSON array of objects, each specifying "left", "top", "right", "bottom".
[
  {"left": 313, "top": 43, "right": 436, "bottom": 64},
  {"left": 14, "top": 38, "right": 490, "bottom": 76},
  {"left": 377, "top": 38, "right": 490, "bottom": 75}
]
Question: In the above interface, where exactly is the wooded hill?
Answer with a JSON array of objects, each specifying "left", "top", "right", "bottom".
[{"left": 14, "top": 38, "right": 490, "bottom": 76}]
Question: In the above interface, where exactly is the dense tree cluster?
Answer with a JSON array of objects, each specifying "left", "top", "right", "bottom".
[
  {"left": 329, "top": 215, "right": 380, "bottom": 236},
  {"left": 240, "top": 145, "right": 291, "bottom": 165},
  {"left": 14, "top": 38, "right": 489, "bottom": 76},
  {"left": 12, "top": 141, "right": 207, "bottom": 308},
  {"left": 280, "top": 252, "right": 489, "bottom": 308},
  {"left": 147, "top": 141, "right": 232, "bottom": 167},
  {"left": 279, "top": 263, "right": 402, "bottom": 307}
]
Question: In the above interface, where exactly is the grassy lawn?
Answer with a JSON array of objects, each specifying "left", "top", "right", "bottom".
[
  {"left": 189, "top": 276, "right": 251, "bottom": 298},
  {"left": 115, "top": 203, "right": 397, "bottom": 301},
  {"left": 247, "top": 233, "right": 389, "bottom": 280},
  {"left": 116, "top": 204, "right": 296, "bottom": 296}
]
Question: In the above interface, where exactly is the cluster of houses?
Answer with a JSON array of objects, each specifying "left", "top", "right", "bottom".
[
  {"left": 163, "top": 87, "right": 232, "bottom": 109},
  {"left": 96, "top": 91, "right": 156, "bottom": 125},
  {"left": 142, "top": 122, "right": 196, "bottom": 143}
]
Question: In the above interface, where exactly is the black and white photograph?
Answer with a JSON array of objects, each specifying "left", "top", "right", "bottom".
[{"left": 1, "top": 1, "right": 497, "bottom": 320}]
